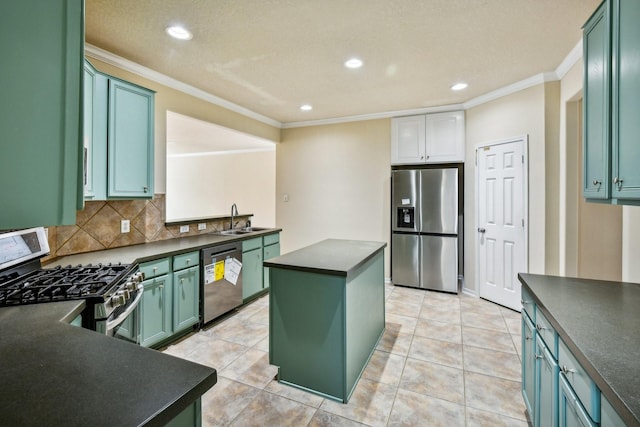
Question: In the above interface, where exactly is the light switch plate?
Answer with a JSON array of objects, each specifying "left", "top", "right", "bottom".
[
  {"left": 198, "top": 223, "right": 206, "bottom": 231},
  {"left": 121, "top": 220, "right": 130, "bottom": 233},
  {"left": 180, "top": 225, "right": 189, "bottom": 233}
]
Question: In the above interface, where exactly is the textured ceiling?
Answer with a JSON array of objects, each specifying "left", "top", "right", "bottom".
[{"left": 85, "top": 0, "right": 600, "bottom": 125}]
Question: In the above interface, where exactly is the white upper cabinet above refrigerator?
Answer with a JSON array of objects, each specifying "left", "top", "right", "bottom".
[{"left": 391, "top": 111, "right": 465, "bottom": 165}]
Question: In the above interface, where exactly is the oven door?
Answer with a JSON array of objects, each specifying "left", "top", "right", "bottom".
[{"left": 96, "top": 282, "right": 143, "bottom": 342}]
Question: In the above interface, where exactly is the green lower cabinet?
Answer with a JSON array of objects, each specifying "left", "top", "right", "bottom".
[
  {"left": 522, "top": 312, "right": 536, "bottom": 422},
  {"left": 165, "top": 398, "right": 202, "bottom": 427},
  {"left": 559, "top": 375, "right": 597, "bottom": 427},
  {"left": 173, "top": 266, "right": 200, "bottom": 333},
  {"left": 262, "top": 242, "right": 280, "bottom": 290},
  {"left": 535, "top": 335, "right": 559, "bottom": 427},
  {"left": 140, "top": 274, "right": 172, "bottom": 348},
  {"left": 242, "top": 238, "right": 264, "bottom": 301}
]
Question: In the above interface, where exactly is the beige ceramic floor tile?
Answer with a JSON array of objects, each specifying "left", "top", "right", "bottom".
[
  {"left": 264, "top": 379, "right": 325, "bottom": 408},
  {"left": 254, "top": 335, "right": 270, "bottom": 352},
  {"left": 385, "top": 299, "right": 422, "bottom": 318},
  {"left": 387, "top": 286, "right": 426, "bottom": 305},
  {"left": 462, "top": 325, "right": 518, "bottom": 354},
  {"left": 308, "top": 410, "right": 372, "bottom": 427},
  {"left": 319, "top": 378, "right": 396, "bottom": 427},
  {"left": 200, "top": 378, "right": 261, "bottom": 427},
  {"left": 465, "top": 371, "right": 527, "bottom": 421},
  {"left": 178, "top": 338, "right": 249, "bottom": 371},
  {"left": 408, "top": 335, "right": 463, "bottom": 369},
  {"left": 388, "top": 388, "right": 466, "bottom": 427},
  {"left": 460, "top": 297, "right": 504, "bottom": 316},
  {"left": 208, "top": 319, "right": 269, "bottom": 347},
  {"left": 361, "top": 350, "right": 407, "bottom": 387},
  {"left": 414, "top": 318, "right": 462, "bottom": 343},
  {"left": 376, "top": 329, "right": 413, "bottom": 356},
  {"left": 463, "top": 345, "right": 522, "bottom": 381},
  {"left": 512, "top": 334, "right": 522, "bottom": 359},
  {"left": 503, "top": 315, "right": 522, "bottom": 336},
  {"left": 461, "top": 311, "right": 509, "bottom": 333},
  {"left": 385, "top": 313, "right": 418, "bottom": 335},
  {"left": 399, "top": 357, "right": 465, "bottom": 404},
  {"left": 466, "top": 406, "right": 529, "bottom": 427},
  {"left": 229, "top": 390, "right": 316, "bottom": 427},
  {"left": 219, "top": 348, "right": 279, "bottom": 389},
  {"left": 418, "top": 304, "right": 461, "bottom": 324}
]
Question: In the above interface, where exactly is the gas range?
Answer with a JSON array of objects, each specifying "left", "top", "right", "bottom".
[{"left": 0, "top": 227, "right": 144, "bottom": 336}]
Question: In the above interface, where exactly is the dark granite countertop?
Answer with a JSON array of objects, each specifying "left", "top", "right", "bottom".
[
  {"left": 46, "top": 228, "right": 282, "bottom": 267},
  {"left": 518, "top": 273, "right": 640, "bottom": 427},
  {"left": 0, "top": 300, "right": 217, "bottom": 426},
  {"left": 263, "top": 239, "right": 386, "bottom": 278}
]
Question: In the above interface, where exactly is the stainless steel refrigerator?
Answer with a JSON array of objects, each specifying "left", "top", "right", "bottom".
[{"left": 391, "top": 167, "right": 462, "bottom": 293}]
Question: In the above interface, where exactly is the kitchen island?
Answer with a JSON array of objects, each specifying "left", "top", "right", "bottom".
[
  {"left": 265, "top": 239, "right": 386, "bottom": 403},
  {"left": 518, "top": 273, "right": 640, "bottom": 426}
]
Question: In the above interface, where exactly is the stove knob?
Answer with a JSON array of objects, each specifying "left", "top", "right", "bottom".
[
  {"left": 125, "top": 281, "right": 136, "bottom": 291},
  {"left": 133, "top": 272, "right": 145, "bottom": 282},
  {"left": 111, "top": 294, "right": 126, "bottom": 308},
  {"left": 119, "top": 289, "right": 131, "bottom": 300}
]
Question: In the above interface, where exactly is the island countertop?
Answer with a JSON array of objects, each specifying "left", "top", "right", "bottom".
[
  {"left": 263, "top": 239, "right": 386, "bottom": 278},
  {"left": 518, "top": 273, "right": 640, "bottom": 426},
  {"left": 0, "top": 300, "right": 217, "bottom": 427}
]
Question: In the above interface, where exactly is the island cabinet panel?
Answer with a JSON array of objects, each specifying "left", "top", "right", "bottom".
[
  {"left": 269, "top": 244, "right": 385, "bottom": 403},
  {"left": 0, "top": 0, "right": 84, "bottom": 229}
]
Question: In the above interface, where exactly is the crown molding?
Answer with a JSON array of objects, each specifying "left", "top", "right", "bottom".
[
  {"left": 555, "top": 40, "right": 583, "bottom": 79},
  {"left": 281, "top": 104, "right": 465, "bottom": 129},
  {"left": 85, "top": 44, "right": 282, "bottom": 129}
]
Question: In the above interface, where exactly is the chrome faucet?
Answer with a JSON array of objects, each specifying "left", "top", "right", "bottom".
[{"left": 230, "top": 203, "right": 239, "bottom": 230}]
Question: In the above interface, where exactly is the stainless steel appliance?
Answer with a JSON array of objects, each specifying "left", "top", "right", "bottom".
[
  {"left": 391, "top": 166, "right": 462, "bottom": 293},
  {"left": 200, "top": 242, "right": 243, "bottom": 325},
  {"left": 0, "top": 227, "right": 144, "bottom": 337}
]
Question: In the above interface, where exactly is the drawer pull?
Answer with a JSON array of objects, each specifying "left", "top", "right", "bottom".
[
  {"left": 535, "top": 353, "right": 544, "bottom": 360},
  {"left": 520, "top": 299, "right": 531, "bottom": 305},
  {"left": 153, "top": 267, "right": 158, "bottom": 272},
  {"left": 561, "top": 365, "right": 576, "bottom": 375},
  {"left": 536, "top": 324, "right": 546, "bottom": 332},
  {"left": 525, "top": 335, "right": 532, "bottom": 341}
]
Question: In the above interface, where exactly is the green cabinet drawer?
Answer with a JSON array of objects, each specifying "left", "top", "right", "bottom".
[
  {"left": 242, "top": 237, "right": 262, "bottom": 252},
  {"left": 263, "top": 233, "right": 280, "bottom": 246},
  {"left": 139, "top": 258, "right": 171, "bottom": 279},
  {"left": 521, "top": 286, "right": 535, "bottom": 323},
  {"left": 558, "top": 339, "right": 600, "bottom": 422},
  {"left": 173, "top": 251, "right": 199, "bottom": 271},
  {"left": 535, "top": 308, "right": 557, "bottom": 358}
]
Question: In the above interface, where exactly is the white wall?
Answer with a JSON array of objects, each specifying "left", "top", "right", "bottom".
[
  {"left": 166, "top": 150, "right": 276, "bottom": 226},
  {"left": 278, "top": 119, "right": 391, "bottom": 276}
]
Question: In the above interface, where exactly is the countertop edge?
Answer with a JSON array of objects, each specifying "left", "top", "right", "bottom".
[{"left": 518, "top": 273, "right": 640, "bottom": 427}]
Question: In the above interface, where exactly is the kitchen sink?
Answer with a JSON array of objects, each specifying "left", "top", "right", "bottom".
[{"left": 217, "top": 230, "right": 252, "bottom": 235}]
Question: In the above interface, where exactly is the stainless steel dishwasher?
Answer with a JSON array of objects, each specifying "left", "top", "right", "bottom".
[{"left": 200, "top": 242, "right": 243, "bottom": 325}]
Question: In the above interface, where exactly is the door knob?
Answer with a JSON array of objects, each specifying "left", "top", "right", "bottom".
[{"left": 478, "top": 228, "right": 486, "bottom": 233}]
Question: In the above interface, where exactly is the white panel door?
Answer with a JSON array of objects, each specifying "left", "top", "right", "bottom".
[{"left": 476, "top": 137, "right": 527, "bottom": 311}]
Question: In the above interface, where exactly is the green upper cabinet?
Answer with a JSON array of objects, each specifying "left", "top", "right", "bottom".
[
  {"left": 583, "top": 1, "right": 611, "bottom": 200},
  {"left": 583, "top": 0, "right": 640, "bottom": 203},
  {"left": 83, "top": 62, "right": 155, "bottom": 200},
  {"left": 0, "top": 0, "right": 84, "bottom": 229},
  {"left": 611, "top": 0, "right": 640, "bottom": 200}
]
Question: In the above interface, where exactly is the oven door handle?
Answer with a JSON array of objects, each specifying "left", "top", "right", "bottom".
[{"left": 105, "top": 283, "right": 144, "bottom": 333}]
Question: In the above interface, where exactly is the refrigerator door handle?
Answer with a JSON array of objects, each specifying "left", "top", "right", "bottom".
[{"left": 478, "top": 228, "right": 486, "bottom": 233}]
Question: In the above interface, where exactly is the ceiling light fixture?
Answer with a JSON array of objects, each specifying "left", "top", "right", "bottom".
[
  {"left": 344, "top": 58, "right": 363, "bottom": 69},
  {"left": 300, "top": 104, "right": 313, "bottom": 111},
  {"left": 166, "top": 25, "right": 193, "bottom": 40},
  {"left": 451, "top": 82, "right": 468, "bottom": 91}
]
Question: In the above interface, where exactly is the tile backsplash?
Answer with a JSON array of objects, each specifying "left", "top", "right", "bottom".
[{"left": 43, "top": 195, "right": 247, "bottom": 263}]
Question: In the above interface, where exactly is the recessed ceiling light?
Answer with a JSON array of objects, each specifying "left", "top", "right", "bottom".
[
  {"left": 344, "top": 58, "right": 363, "bottom": 69},
  {"left": 166, "top": 25, "right": 193, "bottom": 40},
  {"left": 451, "top": 82, "right": 468, "bottom": 91},
  {"left": 300, "top": 104, "right": 313, "bottom": 111}
]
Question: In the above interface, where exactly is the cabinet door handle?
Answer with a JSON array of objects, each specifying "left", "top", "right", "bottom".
[
  {"left": 561, "top": 365, "right": 576, "bottom": 375},
  {"left": 143, "top": 186, "right": 149, "bottom": 193},
  {"left": 592, "top": 179, "right": 601, "bottom": 186},
  {"left": 536, "top": 324, "right": 546, "bottom": 332},
  {"left": 180, "top": 278, "right": 184, "bottom": 285},
  {"left": 535, "top": 353, "right": 544, "bottom": 360},
  {"left": 525, "top": 335, "right": 532, "bottom": 341},
  {"left": 159, "top": 284, "right": 164, "bottom": 289},
  {"left": 153, "top": 267, "right": 158, "bottom": 272},
  {"left": 520, "top": 299, "right": 531, "bottom": 305}
]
